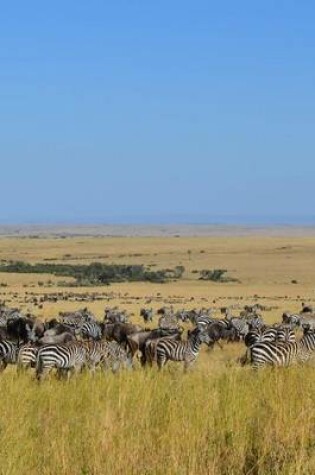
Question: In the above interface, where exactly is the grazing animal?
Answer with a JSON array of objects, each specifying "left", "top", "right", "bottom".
[
  {"left": 158, "top": 314, "right": 178, "bottom": 330},
  {"left": 105, "top": 323, "right": 143, "bottom": 348},
  {"left": 282, "top": 312, "right": 301, "bottom": 327},
  {"left": 6, "top": 317, "right": 33, "bottom": 344},
  {"left": 140, "top": 308, "right": 153, "bottom": 323},
  {"left": 127, "top": 328, "right": 182, "bottom": 365},
  {"left": 276, "top": 327, "right": 296, "bottom": 343},
  {"left": 145, "top": 327, "right": 210, "bottom": 370},
  {"left": 78, "top": 321, "right": 102, "bottom": 340},
  {"left": 39, "top": 332, "right": 76, "bottom": 345},
  {"left": 0, "top": 340, "right": 18, "bottom": 371},
  {"left": 59, "top": 308, "right": 95, "bottom": 329},
  {"left": 83, "top": 340, "right": 130, "bottom": 371},
  {"left": 301, "top": 328, "right": 315, "bottom": 351},
  {"left": 229, "top": 317, "right": 249, "bottom": 338},
  {"left": 17, "top": 345, "right": 38, "bottom": 371},
  {"left": 36, "top": 343, "right": 87, "bottom": 380},
  {"left": 248, "top": 340, "right": 311, "bottom": 369}
]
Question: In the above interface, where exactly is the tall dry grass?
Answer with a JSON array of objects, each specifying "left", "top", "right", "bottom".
[
  {"left": 1, "top": 234, "right": 315, "bottom": 474},
  {"left": 1, "top": 354, "right": 315, "bottom": 475}
]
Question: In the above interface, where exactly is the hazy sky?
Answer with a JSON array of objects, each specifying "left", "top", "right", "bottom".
[{"left": 1, "top": 1, "right": 314, "bottom": 224}]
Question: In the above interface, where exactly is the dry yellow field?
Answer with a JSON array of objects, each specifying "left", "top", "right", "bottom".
[
  {"left": 0, "top": 234, "right": 314, "bottom": 321},
  {"left": 0, "top": 233, "right": 315, "bottom": 474}
]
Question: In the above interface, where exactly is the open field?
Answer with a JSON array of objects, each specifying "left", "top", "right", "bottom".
[{"left": 1, "top": 231, "right": 315, "bottom": 474}]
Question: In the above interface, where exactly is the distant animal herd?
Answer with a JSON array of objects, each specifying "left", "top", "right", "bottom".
[{"left": 0, "top": 301, "right": 315, "bottom": 379}]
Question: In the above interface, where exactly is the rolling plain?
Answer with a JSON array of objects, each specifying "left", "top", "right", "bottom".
[{"left": 0, "top": 229, "right": 315, "bottom": 474}]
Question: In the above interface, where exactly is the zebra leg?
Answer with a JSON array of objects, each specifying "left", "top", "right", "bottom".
[
  {"left": 139, "top": 351, "right": 147, "bottom": 367},
  {"left": 239, "top": 349, "right": 249, "bottom": 366},
  {"left": 0, "top": 361, "right": 7, "bottom": 372},
  {"left": 111, "top": 361, "right": 120, "bottom": 374},
  {"left": 157, "top": 355, "right": 167, "bottom": 370},
  {"left": 144, "top": 344, "right": 154, "bottom": 367},
  {"left": 88, "top": 362, "right": 97, "bottom": 375},
  {"left": 73, "top": 364, "right": 84, "bottom": 376},
  {"left": 0, "top": 360, "right": 6, "bottom": 372},
  {"left": 36, "top": 366, "right": 50, "bottom": 381},
  {"left": 56, "top": 368, "right": 65, "bottom": 380},
  {"left": 183, "top": 359, "right": 195, "bottom": 373},
  {"left": 17, "top": 362, "right": 28, "bottom": 375},
  {"left": 216, "top": 340, "right": 224, "bottom": 350},
  {"left": 125, "top": 354, "right": 133, "bottom": 370}
]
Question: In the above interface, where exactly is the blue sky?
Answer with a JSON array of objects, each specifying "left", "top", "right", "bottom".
[{"left": 1, "top": 1, "right": 314, "bottom": 224}]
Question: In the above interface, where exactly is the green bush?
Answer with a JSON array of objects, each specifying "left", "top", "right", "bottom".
[
  {"left": 198, "top": 269, "right": 239, "bottom": 283},
  {"left": 0, "top": 261, "right": 184, "bottom": 286}
]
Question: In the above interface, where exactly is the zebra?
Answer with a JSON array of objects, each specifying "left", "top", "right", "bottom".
[
  {"left": 194, "top": 315, "right": 216, "bottom": 327},
  {"left": 145, "top": 326, "right": 211, "bottom": 370},
  {"left": 247, "top": 315, "right": 265, "bottom": 330},
  {"left": 102, "top": 341, "right": 132, "bottom": 372},
  {"left": 158, "top": 314, "right": 179, "bottom": 330},
  {"left": 229, "top": 317, "right": 249, "bottom": 339},
  {"left": 60, "top": 309, "right": 95, "bottom": 328},
  {"left": 104, "top": 308, "right": 129, "bottom": 324},
  {"left": 300, "top": 317, "right": 315, "bottom": 331},
  {"left": 0, "top": 340, "right": 18, "bottom": 371},
  {"left": 244, "top": 329, "right": 262, "bottom": 348},
  {"left": 276, "top": 327, "right": 296, "bottom": 343},
  {"left": 282, "top": 312, "right": 301, "bottom": 327},
  {"left": 300, "top": 328, "right": 315, "bottom": 352},
  {"left": 36, "top": 342, "right": 87, "bottom": 380},
  {"left": 261, "top": 327, "right": 278, "bottom": 342},
  {"left": 248, "top": 339, "right": 312, "bottom": 369},
  {"left": 77, "top": 321, "right": 102, "bottom": 340},
  {"left": 140, "top": 308, "right": 153, "bottom": 323},
  {"left": 17, "top": 344, "right": 38, "bottom": 371},
  {"left": 84, "top": 340, "right": 131, "bottom": 373}
]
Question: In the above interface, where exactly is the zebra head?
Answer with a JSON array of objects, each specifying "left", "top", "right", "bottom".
[{"left": 195, "top": 323, "right": 212, "bottom": 346}]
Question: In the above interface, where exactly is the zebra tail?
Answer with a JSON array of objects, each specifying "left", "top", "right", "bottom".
[
  {"left": 239, "top": 348, "right": 250, "bottom": 366},
  {"left": 35, "top": 353, "right": 44, "bottom": 380}
]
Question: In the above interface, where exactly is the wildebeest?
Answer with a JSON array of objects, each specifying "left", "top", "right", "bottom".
[
  {"left": 144, "top": 326, "right": 211, "bottom": 370},
  {"left": 127, "top": 327, "right": 182, "bottom": 365},
  {"left": 38, "top": 332, "right": 76, "bottom": 345},
  {"left": 140, "top": 308, "right": 153, "bottom": 323}
]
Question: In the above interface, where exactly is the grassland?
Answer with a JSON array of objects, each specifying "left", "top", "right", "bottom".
[{"left": 0, "top": 232, "right": 315, "bottom": 474}]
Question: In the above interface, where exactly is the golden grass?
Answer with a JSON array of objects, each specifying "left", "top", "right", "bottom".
[
  {"left": 1, "top": 360, "right": 315, "bottom": 475},
  {"left": 0, "top": 234, "right": 315, "bottom": 474}
]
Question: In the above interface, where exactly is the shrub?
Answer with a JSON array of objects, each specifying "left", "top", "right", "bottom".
[
  {"left": 0, "top": 261, "right": 185, "bottom": 286},
  {"left": 198, "top": 269, "right": 240, "bottom": 283}
]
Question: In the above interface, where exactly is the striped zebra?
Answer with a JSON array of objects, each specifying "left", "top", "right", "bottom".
[
  {"left": 60, "top": 309, "right": 95, "bottom": 329},
  {"left": 36, "top": 342, "right": 87, "bottom": 380},
  {"left": 158, "top": 314, "right": 179, "bottom": 330},
  {"left": 247, "top": 315, "right": 265, "bottom": 330},
  {"left": 17, "top": 345, "right": 38, "bottom": 371},
  {"left": 229, "top": 317, "right": 249, "bottom": 339},
  {"left": 0, "top": 340, "right": 18, "bottom": 371},
  {"left": 248, "top": 337, "right": 314, "bottom": 369},
  {"left": 242, "top": 327, "right": 296, "bottom": 365},
  {"left": 145, "top": 327, "right": 210, "bottom": 370},
  {"left": 276, "top": 327, "right": 296, "bottom": 343},
  {"left": 78, "top": 321, "right": 102, "bottom": 341},
  {"left": 67, "top": 340, "right": 131, "bottom": 373},
  {"left": 244, "top": 327, "right": 291, "bottom": 347},
  {"left": 244, "top": 329, "right": 262, "bottom": 348},
  {"left": 301, "top": 329, "right": 315, "bottom": 352},
  {"left": 100, "top": 341, "right": 132, "bottom": 372},
  {"left": 261, "top": 327, "right": 278, "bottom": 342},
  {"left": 282, "top": 312, "right": 301, "bottom": 327},
  {"left": 194, "top": 315, "right": 216, "bottom": 326}
]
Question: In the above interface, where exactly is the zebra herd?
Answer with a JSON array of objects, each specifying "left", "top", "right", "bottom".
[{"left": 0, "top": 302, "right": 315, "bottom": 379}]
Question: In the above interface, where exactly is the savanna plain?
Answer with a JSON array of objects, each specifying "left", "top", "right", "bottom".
[{"left": 1, "top": 231, "right": 315, "bottom": 475}]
